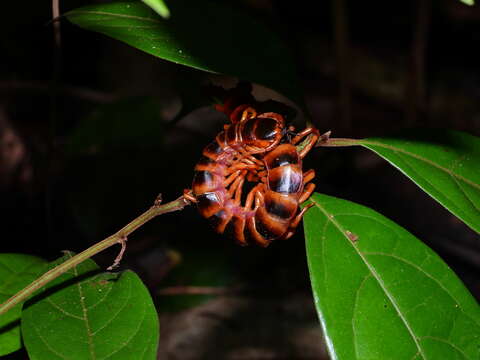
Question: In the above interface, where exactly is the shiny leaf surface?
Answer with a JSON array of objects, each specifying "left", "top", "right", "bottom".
[
  {"left": 359, "top": 130, "right": 480, "bottom": 234},
  {"left": 141, "top": 0, "right": 170, "bottom": 18},
  {"left": 0, "top": 254, "right": 46, "bottom": 356},
  {"left": 66, "top": 1, "right": 302, "bottom": 105},
  {"left": 304, "top": 193, "right": 480, "bottom": 360},
  {"left": 22, "top": 253, "right": 159, "bottom": 359}
]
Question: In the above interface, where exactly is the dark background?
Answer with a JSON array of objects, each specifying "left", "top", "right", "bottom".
[{"left": 1, "top": 0, "right": 479, "bottom": 359}]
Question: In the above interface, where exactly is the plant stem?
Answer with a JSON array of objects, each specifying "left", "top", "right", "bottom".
[
  {"left": 0, "top": 195, "right": 189, "bottom": 316},
  {"left": 315, "top": 137, "right": 361, "bottom": 147}
]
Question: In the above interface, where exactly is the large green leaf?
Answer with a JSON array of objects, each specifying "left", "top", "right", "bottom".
[
  {"left": 304, "top": 193, "right": 480, "bottom": 360},
  {"left": 22, "top": 253, "right": 159, "bottom": 360},
  {"left": 65, "top": 1, "right": 302, "bottom": 106},
  {"left": 0, "top": 254, "right": 46, "bottom": 356},
  {"left": 358, "top": 130, "right": 480, "bottom": 234}
]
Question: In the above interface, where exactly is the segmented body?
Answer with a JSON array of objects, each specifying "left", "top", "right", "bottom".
[
  {"left": 186, "top": 106, "right": 287, "bottom": 245},
  {"left": 184, "top": 90, "right": 320, "bottom": 246},
  {"left": 245, "top": 139, "right": 318, "bottom": 246}
]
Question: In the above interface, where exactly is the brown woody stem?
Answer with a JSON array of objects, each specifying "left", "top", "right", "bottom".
[{"left": 0, "top": 195, "right": 189, "bottom": 316}]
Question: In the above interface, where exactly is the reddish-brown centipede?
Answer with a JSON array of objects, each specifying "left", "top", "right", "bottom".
[{"left": 184, "top": 86, "right": 319, "bottom": 246}]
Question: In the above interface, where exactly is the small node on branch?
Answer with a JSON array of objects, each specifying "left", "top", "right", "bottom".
[
  {"left": 153, "top": 193, "right": 163, "bottom": 207},
  {"left": 316, "top": 130, "right": 332, "bottom": 147},
  {"left": 107, "top": 236, "right": 128, "bottom": 271}
]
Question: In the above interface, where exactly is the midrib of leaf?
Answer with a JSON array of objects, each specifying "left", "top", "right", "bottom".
[
  {"left": 360, "top": 140, "right": 480, "bottom": 191},
  {"left": 72, "top": 259, "right": 96, "bottom": 359},
  {"left": 68, "top": 10, "right": 161, "bottom": 24},
  {"left": 310, "top": 198, "right": 427, "bottom": 360},
  {"left": 363, "top": 251, "right": 480, "bottom": 330}
]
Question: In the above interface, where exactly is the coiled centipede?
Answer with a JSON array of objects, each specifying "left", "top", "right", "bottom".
[{"left": 184, "top": 86, "right": 319, "bottom": 246}]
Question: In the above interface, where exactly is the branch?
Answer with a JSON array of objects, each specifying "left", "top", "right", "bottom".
[
  {"left": 315, "top": 133, "right": 361, "bottom": 148},
  {"left": 0, "top": 195, "right": 190, "bottom": 316}
]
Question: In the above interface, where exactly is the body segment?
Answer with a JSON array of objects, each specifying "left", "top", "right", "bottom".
[{"left": 185, "top": 100, "right": 320, "bottom": 246}]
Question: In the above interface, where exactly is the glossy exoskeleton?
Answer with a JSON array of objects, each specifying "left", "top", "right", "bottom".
[{"left": 184, "top": 86, "right": 319, "bottom": 246}]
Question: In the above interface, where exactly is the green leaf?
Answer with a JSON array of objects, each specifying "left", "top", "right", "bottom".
[
  {"left": 142, "top": 0, "right": 170, "bottom": 19},
  {"left": 0, "top": 254, "right": 46, "bottom": 356},
  {"left": 459, "top": 0, "right": 474, "bottom": 5},
  {"left": 22, "top": 253, "right": 159, "bottom": 360},
  {"left": 65, "top": 1, "right": 302, "bottom": 106},
  {"left": 359, "top": 129, "right": 480, "bottom": 234},
  {"left": 304, "top": 193, "right": 480, "bottom": 360}
]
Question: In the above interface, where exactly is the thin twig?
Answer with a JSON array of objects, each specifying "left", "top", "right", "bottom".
[
  {"left": 0, "top": 195, "right": 190, "bottom": 316},
  {"left": 52, "top": 0, "right": 61, "bottom": 48},
  {"left": 315, "top": 136, "right": 361, "bottom": 147}
]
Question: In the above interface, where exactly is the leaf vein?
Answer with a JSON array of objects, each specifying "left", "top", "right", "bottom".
[
  {"left": 311, "top": 198, "right": 426, "bottom": 359},
  {"left": 103, "top": 278, "right": 147, "bottom": 359},
  {"left": 46, "top": 298, "right": 84, "bottom": 320},
  {"left": 31, "top": 316, "right": 69, "bottom": 359},
  {"left": 74, "top": 260, "right": 96, "bottom": 359},
  {"left": 360, "top": 140, "right": 480, "bottom": 190},
  {"left": 91, "top": 275, "right": 132, "bottom": 337},
  {"left": 419, "top": 336, "right": 469, "bottom": 359},
  {"left": 362, "top": 252, "right": 480, "bottom": 328},
  {"left": 68, "top": 10, "right": 161, "bottom": 24},
  {"left": 352, "top": 274, "right": 372, "bottom": 359}
]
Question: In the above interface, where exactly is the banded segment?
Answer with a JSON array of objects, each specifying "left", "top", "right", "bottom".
[
  {"left": 208, "top": 209, "right": 233, "bottom": 233},
  {"left": 223, "top": 214, "right": 247, "bottom": 245},
  {"left": 192, "top": 170, "right": 224, "bottom": 194},
  {"left": 254, "top": 206, "right": 290, "bottom": 241},
  {"left": 264, "top": 192, "right": 298, "bottom": 220},
  {"left": 268, "top": 165, "right": 303, "bottom": 194},
  {"left": 196, "top": 191, "right": 224, "bottom": 218},
  {"left": 263, "top": 144, "right": 300, "bottom": 169}
]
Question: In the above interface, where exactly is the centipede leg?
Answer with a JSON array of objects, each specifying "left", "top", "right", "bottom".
[
  {"left": 291, "top": 128, "right": 318, "bottom": 145},
  {"left": 228, "top": 171, "right": 247, "bottom": 197},
  {"left": 303, "top": 169, "right": 315, "bottom": 184},
  {"left": 291, "top": 128, "right": 320, "bottom": 159},
  {"left": 244, "top": 183, "right": 262, "bottom": 210},
  {"left": 246, "top": 172, "right": 260, "bottom": 182},
  {"left": 244, "top": 156, "right": 263, "bottom": 166},
  {"left": 225, "top": 162, "right": 257, "bottom": 175},
  {"left": 281, "top": 231, "right": 295, "bottom": 240},
  {"left": 183, "top": 189, "right": 197, "bottom": 203},
  {"left": 233, "top": 174, "right": 246, "bottom": 204},
  {"left": 244, "top": 145, "right": 264, "bottom": 155},
  {"left": 289, "top": 204, "right": 314, "bottom": 231},
  {"left": 253, "top": 188, "right": 264, "bottom": 210},
  {"left": 224, "top": 170, "right": 241, "bottom": 187},
  {"left": 299, "top": 182, "right": 316, "bottom": 204}
]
